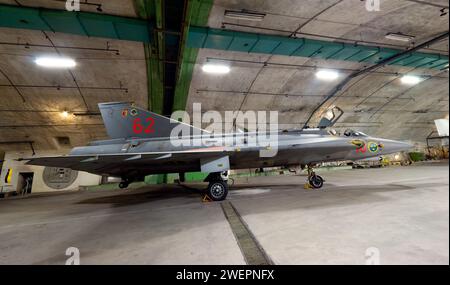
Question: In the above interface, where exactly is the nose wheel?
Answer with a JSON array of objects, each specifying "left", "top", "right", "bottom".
[
  {"left": 309, "top": 174, "right": 324, "bottom": 189},
  {"left": 307, "top": 165, "right": 324, "bottom": 189}
]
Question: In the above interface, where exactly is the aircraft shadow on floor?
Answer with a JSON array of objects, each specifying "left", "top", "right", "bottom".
[{"left": 73, "top": 179, "right": 439, "bottom": 208}]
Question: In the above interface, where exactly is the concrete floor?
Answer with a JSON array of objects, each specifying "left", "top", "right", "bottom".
[{"left": 0, "top": 162, "right": 448, "bottom": 265}]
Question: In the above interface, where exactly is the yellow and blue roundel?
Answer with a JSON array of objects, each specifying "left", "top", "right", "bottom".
[{"left": 368, "top": 142, "right": 379, "bottom": 153}]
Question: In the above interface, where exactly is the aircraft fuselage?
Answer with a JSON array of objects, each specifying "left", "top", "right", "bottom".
[{"left": 68, "top": 129, "right": 412, "bottom": 176}]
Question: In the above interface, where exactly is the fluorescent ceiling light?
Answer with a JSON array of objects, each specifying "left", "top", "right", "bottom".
[
  {"left": 401, "top": 75, "right": 422, "bottom": 85},
  {"left": 224, "top": 10, "right": 266, "bottom": 21},
  {"left": 316, "top": 70, "right": 339, "bottom": 81},
  {"left": 385, "top": 33, "right": 415, "bottom": 42},
  {"left": 35, "top": 57, "right": 76, "bottom": 68},
  {"left": 202, "top": 63, "right": 230, "bottom": 74}
]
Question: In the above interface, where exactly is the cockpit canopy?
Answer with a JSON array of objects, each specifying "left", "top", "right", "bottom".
[
  {"left": 343, "top": 129, "right": 368, "bottom": 137},
  {"left": 327, "top": 129, "right": 369, "bottom": 137}
]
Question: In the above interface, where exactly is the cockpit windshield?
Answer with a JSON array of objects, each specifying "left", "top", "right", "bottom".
[
  {"left": 328, "top": 129, "right": 338, "bottom": 136},
  {"left": 343, "top": 129, "right": 368, "bottom": 137}
]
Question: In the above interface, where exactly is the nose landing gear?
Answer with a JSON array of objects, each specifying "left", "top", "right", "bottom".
[{"left": 307, "top": 165, "right": 324, "bottom": 189}]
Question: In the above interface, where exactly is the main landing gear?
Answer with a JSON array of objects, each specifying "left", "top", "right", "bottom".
[
  {"left": 119, "top": 178, "right": 133, "bottom": 189},
  {"left": 307, "top": 165, "right": 324, "bottom": 189},
  {"left": 204, "top": 172, "right": 229, "bottom": 201}
]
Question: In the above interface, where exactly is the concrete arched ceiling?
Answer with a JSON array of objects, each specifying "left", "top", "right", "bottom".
[
  {"left": 0, "top": 0, "right": 148, "bottom": 151},
  {"left": 0, "top": 0, "right": 448, "bottom": 152},
  {"left": 187, "top": 0, "right": 449, "bottom": 143}
]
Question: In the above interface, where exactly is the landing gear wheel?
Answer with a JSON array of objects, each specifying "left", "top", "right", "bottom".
[
  {"left": 207, "top": 181, "right": 228, "bottom": 201},
  {"left": 309, "top": 175, "right": 324, "bottom": 189},
  {"left": 119, "top": 182, "right": 129, "bottom": 189}
]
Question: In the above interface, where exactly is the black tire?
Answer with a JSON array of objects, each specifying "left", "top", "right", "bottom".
[
  {"left": 207, "top": 181, "right": 228, "bottom": 201},
  {"left": 309, "top": 175, "right": 324, "bottom": 189},
  {"left": 119, "top": 182, "right": 129, "bottom": 189}
]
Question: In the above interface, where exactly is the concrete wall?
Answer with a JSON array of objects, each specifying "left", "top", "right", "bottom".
[{"left": 0, "top": 151, "right": 101, "bottom": 194}]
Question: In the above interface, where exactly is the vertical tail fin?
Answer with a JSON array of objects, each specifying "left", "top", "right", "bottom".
[{"left": 98, "top": 102, "right": 202, "bottom": 139}]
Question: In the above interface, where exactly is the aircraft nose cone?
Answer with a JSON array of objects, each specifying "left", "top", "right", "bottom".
[
  {"left": 382, "top": 140, "right": 414, "bottom": 153},
  {"left": 404, "top": 142, "right": 414, "bottom": 150},
  {"left": 397, "top": 141, "right": 414, "bottom": 151}
]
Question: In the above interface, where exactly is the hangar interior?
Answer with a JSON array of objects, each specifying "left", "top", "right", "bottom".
[{"left": 0, "top": 0, "right": 448, "bottom": 265}]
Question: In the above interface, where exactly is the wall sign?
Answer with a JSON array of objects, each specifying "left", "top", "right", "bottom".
[{"left": 43, "top": 167, "right": 78, "bottom": 190}]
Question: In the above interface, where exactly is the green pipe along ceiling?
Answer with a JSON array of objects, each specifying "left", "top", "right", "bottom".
[
  {"left": 0, "top": 3, "right": 448, "bottom": 71},
  {"left": 0, "top": 4, "right": 153, "bottom": 42},
  {"left": 172, "top": 0, "right": 214, "bottom": 112},
  {"left": 187, "top": 27, "right": 449, "bottom": 70}
]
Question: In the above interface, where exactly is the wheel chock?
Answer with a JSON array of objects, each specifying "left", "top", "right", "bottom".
[
  {"left": 202, "top": 194, "right": 213, "bottom": 203},
  {"left": 304, "top": 183, "right": 313, "bottom": 190}
]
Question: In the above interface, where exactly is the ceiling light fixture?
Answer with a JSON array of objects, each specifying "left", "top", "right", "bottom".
[
  {"left": 385, "top": 33, "right": 415, "bottom": 42},
  {"left": 401, "top": 75, "right": 422, "bottom": 85},
  {"left": 202, "top": 63, "right": 231, "bottom": 74},
  {"left": 61, "top": 110, "right": 70, "bottom": 118},
  {"left": 316, "top": 70, "right": 339, "bottom": 81},
  {"left": 35, "top": 57, "right": 76, "bottom": 68},
  {"left": 224, "top": 10, "right": 266, "bottom": 21}
]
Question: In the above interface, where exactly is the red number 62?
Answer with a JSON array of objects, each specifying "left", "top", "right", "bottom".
[{"left": 133, "top": 117, "right": 155, "bottom": 134}]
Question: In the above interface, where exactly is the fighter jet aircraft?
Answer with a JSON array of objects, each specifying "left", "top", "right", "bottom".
[{"left": 22, "top": 102, "right": 413, "bottom": 201}]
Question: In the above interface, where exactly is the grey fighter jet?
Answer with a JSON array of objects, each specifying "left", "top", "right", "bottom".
[{"left": 23, "top": 102, "right": 413, "bottom": 201}]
